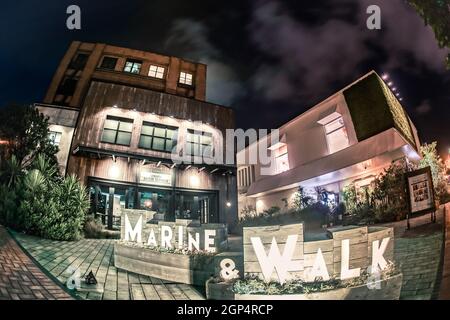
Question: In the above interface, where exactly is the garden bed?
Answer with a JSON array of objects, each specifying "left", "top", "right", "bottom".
[{"left": 114, "top": 242, "right": 216, "bottom": 286}]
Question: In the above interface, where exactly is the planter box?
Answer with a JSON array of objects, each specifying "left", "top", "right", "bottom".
[
  {"left": 233, "top": 273, "right": 402, "bottom": 300},
  {"left": 205, "top": 279, "right": 235, "bottom": 300},
  {"left": 114, "top": 243, "right": 215, "bottom": 286}
]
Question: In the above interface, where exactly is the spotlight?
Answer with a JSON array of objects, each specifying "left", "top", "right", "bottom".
[
  {"left": 381, "top": 73, "right": 389, "bottom": 80},
  {"left": 387, "top": 81, "right": 393, "bottom": 86}
]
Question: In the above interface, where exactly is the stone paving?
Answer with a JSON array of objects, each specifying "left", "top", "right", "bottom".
[
  {"left": 2, "top": 204, "right": 448, "bottom": 300},
  {"left": 439, "top": 204, "right": 450, "bottom": 299},
  {"left": 0, "top": 226, "right": 73, "bottom": 300},
  {"left": 11, "top": 233, "right": 205, "bottom": 300},
  {"left": 381, "top": 205, "right": 445, "bottom": 300}
]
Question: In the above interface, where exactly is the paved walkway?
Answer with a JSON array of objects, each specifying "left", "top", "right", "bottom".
[
  {"left": 380, "top": 206, "right": 445, "bottom": 300},
  {"left": 11, "top": 233, "right": 205, "bottom": 300},
  {"left": 439, "top": 203, "right": 450, "bottom": 299},
  {"left": 0, "top": 226, "right": 73, "bottom": 300}
]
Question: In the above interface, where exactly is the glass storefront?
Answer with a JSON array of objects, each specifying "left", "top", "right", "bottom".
[{"left": 89, "top": 179, "right": 219, "bottom": 229}]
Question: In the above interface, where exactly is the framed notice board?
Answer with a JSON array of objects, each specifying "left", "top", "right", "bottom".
[{"left": 405, "top": 167, "right": 436, "bottom": 229}]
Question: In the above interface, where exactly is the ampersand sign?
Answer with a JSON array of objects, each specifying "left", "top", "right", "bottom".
[{"left": 220, "top": 258, "right": 239, "bottom": 281}]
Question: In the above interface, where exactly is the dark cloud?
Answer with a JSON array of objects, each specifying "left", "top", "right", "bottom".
[
  {"left": 164, "top": 19, "right": 244, "bottom": 106},
  {"left": 415, "top": 100, "right": 432, "bottom": 115},
  {"left": 245, "top": 0, "right": 449, "bottom": 103}
]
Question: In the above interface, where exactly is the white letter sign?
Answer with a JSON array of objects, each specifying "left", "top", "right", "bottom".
[
  {"left": 124, "top": 214, "right": 142, "bottom": 243},
  {"left": 371, "top": 237, "right": 390, "bottom": 273},
  {"left": 251, "top": 235, "right": 302, "bottom": 284},
  {"left": 306, "top": 248, "right": 330, "bottom": 282},
  {"left": 340, "top": 239, "right": 361, "bottom": 280}
]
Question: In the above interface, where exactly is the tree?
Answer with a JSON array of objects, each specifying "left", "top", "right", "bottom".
[
  {"left": 407, "top": 0, "right": 450, "bottom": 68},
  {"left": 419, "top": 142, "right": 448, "bottom": 200},
  {"left": 0, "top": 104, "right": 58, "bottom": 170}
]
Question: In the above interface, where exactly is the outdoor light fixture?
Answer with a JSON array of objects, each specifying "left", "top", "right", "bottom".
[
  {"left": 399, "top": 98, "right": 403, "bottom": 101},
  {"left": 170, "top": 163, "right": 176, "bottom": 169},
  {"left": 156, "top": 161, "right": 161, "bottom": 167},
  {"left": 108, "top": 164, "right": 120, "bottom": 179},
  {"left": 387, "top": 81, "right": 393, "bottom": 86},
  {"left": 185, "top": 165, "right": 192, "bottom": 171},
  {"left": 226, "top": 201, "right": 232, "bottom": 208},
  {"left": 392, "top": 87, "right": 397, "bottom": 91},
  {"left": 190, "top": 174, "right": 200, "bottom": 187},
  {"left": 210, "top": 168, "right": 219, "bottom": 174},
  {"left": 113, "top": 104, "right": 118, "bottom": 108},
  {"left": 381, "top": 73, "right": 389, "bottom": 80},
  {"left": 198, "top": 167, "right": 206, "bottom": 172}
]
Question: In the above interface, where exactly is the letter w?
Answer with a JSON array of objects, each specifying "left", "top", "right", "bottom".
[{"left": 250, "top": 235, "right": 302, "bottom": 284}]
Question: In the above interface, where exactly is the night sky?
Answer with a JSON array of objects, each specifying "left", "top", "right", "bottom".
[{"left": 0, "top": 0, "right": 449, "bottom": 156}]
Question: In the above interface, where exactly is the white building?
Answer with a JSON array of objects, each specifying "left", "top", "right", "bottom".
[{"left": 237, "top": 71, "right": 421, "bottom": 216}]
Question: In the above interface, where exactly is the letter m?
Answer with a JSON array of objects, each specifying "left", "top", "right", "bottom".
[
  {"left": 124, "top": 214, "right": 142, "bottom": 243},
  {"left": 250, "top": 235, "right": 302, "bottom": 284}
]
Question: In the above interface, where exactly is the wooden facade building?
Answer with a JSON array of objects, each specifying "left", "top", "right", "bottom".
[{"left": 38, "top": 41, "right": 238, "bottom": 230}]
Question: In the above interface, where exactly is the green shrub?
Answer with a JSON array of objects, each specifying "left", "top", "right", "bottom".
[
  {"left": 264, "top": 206, "right": 280, "bottom": 217},
  {"left": 84, "top": 215, "right": 106, "bottom": 239},
  {"left": 18, "top": 168, "right": 89, "bottom": 241}
]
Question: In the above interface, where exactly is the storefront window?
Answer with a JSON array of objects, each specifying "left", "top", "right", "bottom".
[
  {"left": 174, "top": 191, "right": 218, "bottom": 223},
  {"left": 139, "top": 189, "right": 171, "bottom": 217}
]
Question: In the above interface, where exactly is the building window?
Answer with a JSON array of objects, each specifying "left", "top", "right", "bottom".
[
  {"left": 186, "top": 130, "right": 213, "bottom": 157},
  {"left": 148, "top": 65, "right": 165, "bottom": 79},
  {"left": 101, "top": 116, "right": 133, "bottom": 146},
  {"left": 275, "top": 152, "right": 289, "bottom": 174},
  {"left": 325, "top": 117, "right": 349, "bottom": 154},
  {"left": 57, "top": 77, "right": 78, "bottom": 96},
  {"left": 123, "top": 59, "right": 142, "bottom": 74},
  {"left": 99, "top": 56, "right": 118, "bottom": 70},
  {"left": 68, "top": 53, "right": 89, "bottom": 70},
  {"left": 179, "top": 72, "right": 193, "bottom": 86},
  {"left": 48, "top": 131, "right": 62, "bottom": 146},
  {"left": 138, "top": 122, "right": 178, "bottom": 153}
]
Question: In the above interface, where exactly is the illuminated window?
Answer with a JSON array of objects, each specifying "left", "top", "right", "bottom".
[
  {"left": 186, "top": 130, "right": 213, "bottom": 157},
  {"left": 99, "top": 56, "right": 118, "bottom": 70},
  {"left": 139, "top": 122, "right": 178, "bottom": 153},
  {"left": 148, "top": 65, "right": 165, "bottom": 79},
  {"left": 101, "top": 116, "right": 133, "bottom": 146},
  {"left": 325, "top": 117, "right": 349, "bottom": 154},
  {"left": 123, "top": 59, "right": 142, "bottom": 74},
  {"left": 48, "top": 131, "right": 62, "bottom": 146},
  {"left": 179, "top": 72, "right": 193, "bottom": 85}
]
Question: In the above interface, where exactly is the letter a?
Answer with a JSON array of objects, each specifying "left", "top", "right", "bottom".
[
  {"left": 306, "top": 248, "right": 330, "bottom": 282},
  {"left": 66, "top": 5, "right": 81, "bottom": 30},
  {"left": 366, "top": 5, "right": 381, "bottom": 30}
]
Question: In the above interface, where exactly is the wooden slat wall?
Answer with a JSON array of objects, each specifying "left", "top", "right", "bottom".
[
  {"left": 328, "top": 226, "right": 369, "bottom": 277},
  {"left": 243, "top": 224, "right": 304, "bottom": 282}
]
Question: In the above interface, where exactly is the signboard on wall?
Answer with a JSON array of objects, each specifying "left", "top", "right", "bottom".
[
  {"left": 140, "top": 167, "right": 172, "bottom": 186},
  {"left": 405, "top": 166, "right": 436, "bottom": 215}
]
